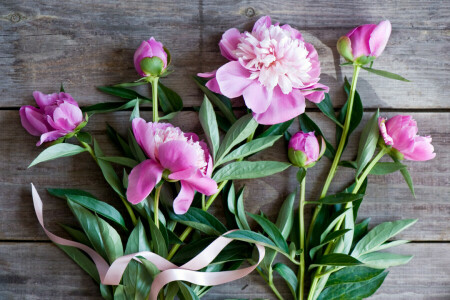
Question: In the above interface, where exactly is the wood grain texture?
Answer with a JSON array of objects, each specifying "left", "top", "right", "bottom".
[
  {"left": 0, "top": 242, "right": 448, "bottom": 299},
  {"left": 1, "top": 111, "right": 448, "bottom": 241},
  {"left": 1, "top": 0, "right": 449, "bottom": 108}
]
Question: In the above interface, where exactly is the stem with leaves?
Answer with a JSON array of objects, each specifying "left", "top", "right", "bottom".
[
  {"left": 298, "top": 169, "right": 307, "bottom": 300},
  {"left": 306, "top": 64, "right": 361, "bottom": 245}
]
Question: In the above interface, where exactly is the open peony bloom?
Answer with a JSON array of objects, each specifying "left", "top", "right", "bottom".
[
  {"left": 198, "top": 16, "right": 329, "bottom": 125},
  {"left": 20, "top": 91, "right": 84, "bottom": 146},
  {"left": 337, "top": 20, "right": 391, "bottom": 64},
  {"left": 126, "top": 118, "right": 218, "bottom": 214},
  {"left": 378, "top": 115, "right": 435, "bottom": 161},
  {"left": 134, "top": 37, "right": 168, "bottom": 77},
  {"left": 288, "top": 131, "right": 325, "bottom": 168}
]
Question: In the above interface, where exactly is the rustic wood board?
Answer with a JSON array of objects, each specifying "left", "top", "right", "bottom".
[
  {"left": 0, "top": 242, "right": 448, "bottom": 299},
  {"left": 1, "top": 0, "right": 449, "bottom": 108}
]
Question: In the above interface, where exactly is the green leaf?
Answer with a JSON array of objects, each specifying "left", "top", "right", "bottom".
[
  {"left": 106, "top": 123, "right": 133, "bottom": 158},
  {"left": 98, "top": 156, "right": 138, "bottom": 168},
  {"left": 128, "top": 129, "right": 147, "bottom": 162},
  {"left": 236, "top": 187, "right": 251, "bottom": 230},
  {"left": 247, "top": 212, "right": 289, "bottom": 254},
  {"left": 326, "top": 266, "right": 384, "bottom": 286},
  {"left": 223, "top": 230, "right": 287, "bottom": 254},
  {"left": 213, "top": 161, "right": 291, "bottom": 182},
  {"left": 48, "top": 189, "right": 127, "bottom": 231},
  {"left": 273, "top": 263, "right": 298, "bottom": 300},
  {"left": 140, "top": 57, "right": 164, "bottom": 76},
  {"left": 258, "top": 118, "right": 294, "bottom": 138},
  {"left": 169, "top": 207, "right": 227, "bottom": 236},
  {"left": 59, "top": 223, "right": 92, "bottom": 246},
  {"left": 77, "top": 132, "right": 92, "bottom": 144},
  {"left": 355, "top": 109, "right": 380, "bottom": 176},
  {"left": 113, "top": 81, "right": 148, "bottom": 88},
  {"left": 310, "top": 229, "right": 352, "bottom": 259},
  {"left": 218, "top": 135, "right": 282, "bottom": 165},
  {"left": 158, "top": 82, "right": 183, "bottom": 113},
  {"left": 296, "top": 168, "right": 307, "bottom": 184},
  {"left": 318, "top": 269, "right": 388, "bottom": 300},
  {"left": 361, "top": 66, "right": 410, "bottom": 82},
  {"left": 391, "top": 155, "right": 415, "bottom": 196},
  {"left": 299, "top": 113, "right": 336, "bottom": 159},
  {"left": 227, "top": 182, "right": 236, "bottom": 215},
  {"left": 178, "top": 282, "right": 200, "bottom": 300},
  {"left": 275, "top": 192, "right": 296, "bottom": 239},
  {"left": 352, "top": 219, "right": 417, "bottom": 257},
  {"left": 319, "top": 208, "right": 351, "bottom": 243},
  {"left": 100, "top": 284, "right": 114, "bottom": 300},
  {"left": 199, "top": 96, "right": 220, "bottom": 159},
  {"left": 352, "top": 218, "right": 371, "bottom": 250},
  {"left": 375, "top": 240, "right": 409, "bottom": 251},
  {"left": 97, "top": 86, "right": 150, "bottom": 101},
  {"left": 319, "top": 193, "right": 364, "bottom": 205},
  {"left": 57, "top": 245, "right": 100, "bottom": 284},
  {"left": 215, "top": 114, "right": 258, "bottom": 162},
  {"left": 316, "top": 94, "right": 343, "bottom": 127},
  {"left": 193, "top": 76, "right": 237, "bottom": 124},
  {"left": 29, "top": 143, "right": 87, "bottom": 167},
  {"left": 138, "top": 256, "right": 160, "bottom": 277},
  {"left": 159, "top": 111, "right": 179, "bottom": 120},
  {"left": 82, "top": 99, "right": 144, "bottom": 115},
  {"left": 130, "top": 99, "right": 140, "bottom": 120},
  {"left": 94, "top": 139, "right": 125, "bottom": 197},
  {"left": 360, "top": 252, "right": 413, "bottom": 269},
  {"left": 60, "top": 83, "right": 65, "bottom": 92},
  {"left": 148, "top": 219, "right": 168, "bottom": 257},
  {"left": 311, "top": 253, "right": 363, "bottom": 268},
  {"left": 96, "top": 215, "right": 123, "bottom": 263}
]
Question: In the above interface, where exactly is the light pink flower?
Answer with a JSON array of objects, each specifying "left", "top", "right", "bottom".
[
  {"left": 288, "top": 131, "right": 325, "bottom": 167},
  {"left": 127, "top": 118, "right": 218, "bottom": 214},
  {"left": 20, "top": 91, "right": 84, "bottom": 146},
  {"left": 378, "top": 116, "right": 435, "bottom": 161},
  {"left": 134, "top": 37, "right": 168, "bottom": 77},
  {"left": 337, "top": 20, "right": 391, "bottom": 63},
  {"left": 198, "top": 16, "right": 329, "bottom": 125}
]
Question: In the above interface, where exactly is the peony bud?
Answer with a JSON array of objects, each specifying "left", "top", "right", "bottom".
[
  {"left": 134, "top": 37, "right": 168, "bottom": 77},
  {"left": 378, "top": 116, "right": 435, "bottom": 161},
  {"left": 20, "top": 91, "right": 85, "bottom": 146},
  {"left": 288, "top": 131, "right": 325, "bottom": 168},
  {"left": 337, "top": 20, "right": 391, "bottom": 64}
]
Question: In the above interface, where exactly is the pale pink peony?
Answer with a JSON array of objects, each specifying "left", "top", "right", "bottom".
[
  {"left": 198, "top": 16, "right": 328, "bottom": 125},
  {"left": 20, "top": 91, "right": 84, "bottom": 146},
  {"left": 127, "top": 118, "right": 218, "bottom": 214},
  {"left": 378, "top": 116, "right": 435, "bottom": 161}
]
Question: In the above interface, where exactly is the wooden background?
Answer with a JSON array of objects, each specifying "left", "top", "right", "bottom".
[{"left": 1, "top": 0, "right": 449, "bottom": 299}]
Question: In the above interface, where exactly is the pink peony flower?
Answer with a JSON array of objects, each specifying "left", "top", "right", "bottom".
[
  {"left": 288, "top": 131, "right": 325, "bottom": 168},
  {"left": 337, "top": 20, "right": 391, "bottom": 63},
  {"left": 20, "top": 91, "right": 84, "bottom": 146},
  {"left": 378, "top": 116, "right": 435, "bottom": 161},
  {"left": 134, "top": 37, "right": 168, "bottom": 77},
  {"left": 198, "top": 16, "right": 329, "bottom": 125},
  {"left": 127, "top": 118, "right": 218, "bottom": 214}
]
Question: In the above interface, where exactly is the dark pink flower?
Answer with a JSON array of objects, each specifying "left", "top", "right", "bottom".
[
  {"left": 288, "top": 131, "right": 325, "bottom": 168},
  {"left": 198, "top": 16, "right": 328, "bottom": 125},
  {"left": 20, "top": 91, "right": 84, "bottom": 146},
  {"left": 379, "top": 116, "right": 435, "bottom": 161},
  {"left": 134, "top": 37, "right": 168, "bottom": 77},
  {"left": 126, "top": 118, "right": 218, "bottom": 214}
]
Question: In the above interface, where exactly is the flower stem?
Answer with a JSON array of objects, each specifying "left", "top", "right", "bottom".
[
  {"left": 298, "top": 173, "right": 306, "bottom": 300},
  {"left": 307, "top": 148, "right": 388, "bottom": 299},
  {"left": 306, "top": 64, "right": 361, "bottom": 246},
  {"left": 268, "top": 268, "right": 284, "bottom": 300},
  {"left": 150, "top": 77, "right": 159, "bottom": 123},
  {"left": 154, "top": 185, "right": 162, "bottom": 228}
]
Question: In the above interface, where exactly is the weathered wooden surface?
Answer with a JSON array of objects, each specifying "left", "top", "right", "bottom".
[{"left": 1, "top": 0, "right": 449, "bottom": 299}]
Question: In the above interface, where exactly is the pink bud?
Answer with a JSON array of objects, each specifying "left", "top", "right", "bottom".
[
  {"left": 288, "top": 131, "right": 324, "bottom": 167},
  {"left": 338, "top": 20, "right": 391, "bottom": 63},
  {"left": 378, "top": 115, "right": 435, "bottom": 161},
  {"left": 133, "top": 37, "right": 168, "bottom": 77}
]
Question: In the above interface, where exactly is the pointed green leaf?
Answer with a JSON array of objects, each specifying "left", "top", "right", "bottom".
[
  {"left": 319, "top": 193, "right": 364, "bottom": 205},
  {"left": 258, "top": 118, "right": 294, "bottom": 138},
  {"left": 212, "top": 161, "right": 291, "bottom": 182},
  {"left": 247, "top": 212, "right": 289, "bottom": 254},
  {"left": 199, "top": 96, "right": 220, "bottom": 159},
  {"left": 359, "top": 252, "right": 413, "bottom": 269},
  {"left": 96, "top": 215, "right": 123, "bottom": 263},
  {"left": 355, "top": 110, "right": 380, "bottom": 176},
  {"left": 94, "top": 139, "right": 125, "bottom": 197},
  {"left": 236, "top": 187, "right": 251, "bottom": 230},
  {"left": 311, "top": 253, "right": 363, "bottom": 268},
  {"left": 275, "top": 192, "right": 296, "bottom": 239},
  {"left": 57, "top": 245, "right": 100, "bottom": 284},
  {"left": 273, "top": 263, "right": 298, "bottom": 300},
  {"left": 316, "top": 94, "right": 343, "bottom": 127},
  {"left": 169, "top": 207, "right": 227, "bottom": 236},
  {"left": 361, "top": 66, "right": 410, "bottom": 82},
  {"left": 157, "top": 82, "right": 183, "bottom": 113},
  {"left": 29, "top": 143, "right": 87, "bottom": 167},
  {"left": 97, "top": 86, "right": 150, "bottom": 101},
  {"left": 299, "top": 113, "right": 335, "bottom": 159}
]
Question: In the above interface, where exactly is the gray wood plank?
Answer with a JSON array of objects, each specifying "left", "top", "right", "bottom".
[
  {"left": 0, "top": 242, "right": 448, "bottom": 299},
  {"left": 0, "top": 1, "right": 449, "bottom": 108},
  {"left": 1, "top": 111, "right": 448, "bottom": 241}
]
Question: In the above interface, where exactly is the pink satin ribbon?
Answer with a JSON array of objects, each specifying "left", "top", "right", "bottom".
[{"left": 31, "top": 184, "right": 265, "bottom": 299}]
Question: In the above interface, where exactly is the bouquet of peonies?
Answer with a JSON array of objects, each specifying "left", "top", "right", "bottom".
[{"left": 21, "top": 16, "right": 435, "bottom": 300}]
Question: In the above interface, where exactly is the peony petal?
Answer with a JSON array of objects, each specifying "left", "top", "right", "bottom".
[
  {"left": 173, "top": 182, "right": 195, "bottom": 214},
  {"left": 158, "top": 140, "right": 199, "bottom": 173},
  {"left": 180, "top": 169, "right": 218, "bottom": 196},
  {"left": 133, "top": 41, "right": 153, "bottom": 77},
  {"left": 197, "top": 70, "right": 217, "bottom": 78},
  {"left": 169, "top": 167, "right": 197, "bottom": 181},
  {"left": 304, "top": 43, "right": 321, "bottom": 83},
  {"left": 216, "top": 61, "right": 254, "bottom": 98},
  {"left": 33, "top": 91, "right": 58, "bottom": 108},
  {"left": 347, "top": 24, "right": 377, "bottom": 58},
  {"left": 147, "top": 37, "right": 168, "bottom": 67},
  {"left": 242, "top": 81, "right": 272, "bottom": 113},
  {"left": 281, "top": 24, "right": 304, "bottom": 41},
  {"left": 205, "top": 77, "right": 222, "bottom": 94},
  {"left": 126, "top": 159, "right": 164, "bottom": 205},
  {"left": 20, "top": 106, "right": 49, "bottom": 136},
  {"left": 369, "top": 20, "right": 391, "bottom": 57},
  {"left": 301, "top": 83, "right": 329, "bottom": 103},
  {"left": 252, "top": 16, "right": 271, "bottom": 33},
  {"left": 52, "top": 102, "right": 83, "bottom": 129},
  {"left": 253, "top": 87, "right": 306, "bottom": 125},
  {"left": 37, "top": 130, "right": 65, "bottom": 146},
  {"left": 304, "top": 133, "right": 320, "bottom": 164},
  {"left": 403, "top": 136, "right": 436, "bottom": 161},
  {"left": 219, "top": 28, "right": 242, "bottom": 61}
]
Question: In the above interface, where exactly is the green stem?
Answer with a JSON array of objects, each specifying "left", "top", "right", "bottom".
[
  {"left": 298, "top": 173, "right": 306, "bottom": 300},
  {"left": 201, "top": 194, "right": 206, "bottom": 211},
  {"left": 306, "top": 65, "right": 361, "bottom": 246},
  {"left": 150, "top": 77, "right": 159, "bottom": 123},
  {"left": 269, "top": 268, "right": 284, "bottom": 300},
  {"left": 79, "top": 140, "right": 96, "bottom": 162},
  {"left": 307, "top": 148, "right": 387, "bottom": 300},
  {"left": 154, "top": 185, "right": 162, "bottom": 229}
]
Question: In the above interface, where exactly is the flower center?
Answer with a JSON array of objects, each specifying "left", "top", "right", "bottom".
[{"left": 235, "top": 24, "right": 312, "bottom": 94}]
